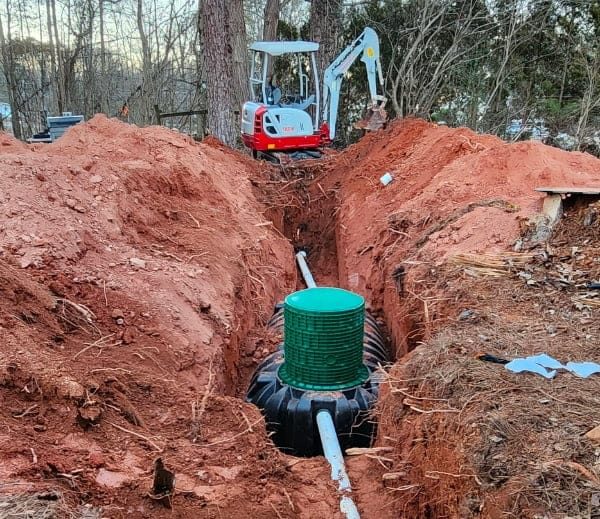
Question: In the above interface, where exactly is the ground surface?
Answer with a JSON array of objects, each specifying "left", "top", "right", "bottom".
[
  {"left": 279, "top": 119, "right": 600, "bottom": 518},
  {"left": 1, "top": 116, "right": 600, "bottom": 518}
]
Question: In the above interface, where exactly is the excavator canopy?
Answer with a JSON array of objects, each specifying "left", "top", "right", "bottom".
[{"left": 249, "top": 41, "right": 319, "bottom": 56}]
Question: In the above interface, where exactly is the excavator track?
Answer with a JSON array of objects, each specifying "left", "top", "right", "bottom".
[{"left": 254, "top": 149, "right": 322, "bottom": 165}]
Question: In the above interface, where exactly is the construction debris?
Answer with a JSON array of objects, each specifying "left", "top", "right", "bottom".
[{"left": 503, "top": 353, "right": 600, "bottom": 379}]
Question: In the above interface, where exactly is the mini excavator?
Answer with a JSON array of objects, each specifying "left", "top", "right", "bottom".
[{"left": 241, "top": 27, "right": 387, "bottom": 162}]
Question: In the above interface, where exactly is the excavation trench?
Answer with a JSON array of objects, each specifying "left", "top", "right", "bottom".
[
  {"left": 230, "top": 163, "right": 399, "bottom": 396},
  {"left": 232, "top": 158, "right": 431, "bottom": 406},
  {"left": 279, "top": 164, "right": 426, "bottom": 359},
  {"left": 221, "top": 121, "right": 600, "bottom": 518},
  {"left": 229, "top": 161, "right": 426, "bottom": 515},
  {"left": 187, "top": 129, "right": 438, "bottom": 517},
  {"left": 227, "top": 166, "right": 350, "bottom": 398}
]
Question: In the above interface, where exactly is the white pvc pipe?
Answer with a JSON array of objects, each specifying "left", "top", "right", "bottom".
[
  {"left": 295, "top": 251, "right": 317, "bottom": 289},
  {"left": 296, "top": 254, "right": 358, "bottom": 516},
  {"left": 316, "top": 410, "right": 361, "bottom": 519}
]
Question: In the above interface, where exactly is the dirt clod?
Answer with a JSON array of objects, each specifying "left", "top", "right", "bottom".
[
  {"left": 56, "top": 377, "right": 86, "bottom": 400},
  {"left": 111, "top": 308, "right": 125, "bottom": 319},
  {"left": 77, "top": 405, "right": 103, "bottom": 429}
]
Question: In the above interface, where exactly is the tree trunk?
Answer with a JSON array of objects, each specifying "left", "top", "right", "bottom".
[
  {"left": 195, "top": 0, "right": 204, "bottom": 113},
  {"left": 137, "top": 0, "right": 153, "bottom": 123},
  {"left": 227, "top": 0, "right": 250, "bottom": 111},
  {"left": 558, "top": 55, "right": 568, "bottom": 108},
  {"left": 84, "top": 0, "right": 95, "bottom": 118},
  {"left": 37, "top": 0, "right": 48, "bottom": 120},
  {"left": 263, "top": 0, "right": 280, "bottom": 41},
  {"left": 201, "top": 0, "right": 238, "bottom": 146},
  {"left": 262, "top": 0, "right": 280, "bottom": 78},
  {"left": 575, "top": 52, "right": 599, "bottom": 149},
  {"left": 50, "top": 0, "right": 65, "bottom": 112},
  {"left": 99, "top": 0, "right": 106, "bottom": 112},
  {"left": 309, "top": 0, "right": 342, "bottom": 80},
  {"left": 0, "top": 6, "right": 23, "bottom": 139},
  {"left": 45, "top": 0, "right": 58, "bottom": 113}
]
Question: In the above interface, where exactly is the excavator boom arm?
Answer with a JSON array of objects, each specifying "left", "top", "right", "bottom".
[{"left": 322, "top": 27, "right": 386, "bottom": 141}]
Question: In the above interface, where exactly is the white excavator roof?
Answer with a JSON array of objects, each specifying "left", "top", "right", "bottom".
[{"left": 249, "top": 41, "right": 319, "bottom": 56}]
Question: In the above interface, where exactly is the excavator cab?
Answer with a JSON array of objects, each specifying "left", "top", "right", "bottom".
[
  {"left": 241, "top": 41, "right": 328, "bottom": 159},
  {"left": 241, "top": 27, "right": 387, "bottom": 160},
  {"left": 248, "top": 43, "right": 318, "bottom": 111}
]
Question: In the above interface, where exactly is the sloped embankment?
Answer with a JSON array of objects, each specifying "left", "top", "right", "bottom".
[{"left": 0, "top": 116, "right": 344, "bottom": 518}]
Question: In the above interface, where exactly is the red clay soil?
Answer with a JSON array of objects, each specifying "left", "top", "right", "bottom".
[
  {"left": 317, "top": 118, "right": 600, "bottom": 352},
  {"left": 0, "top": 116, "right": 342, "bottom": 518},
  {"left": 3, "top": 114, "right": 600, "bottom": 518},
  {"left": 299, "top": 118, "right": 600, "bottom": 517}
]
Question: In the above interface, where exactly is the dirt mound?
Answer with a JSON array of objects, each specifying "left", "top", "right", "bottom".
[
  {"left": 333, "top": 118, "right": 600, "bottom": 257},
  {"left": 1, "top": 114, "right": 295, "bottom": 369},
  {"left": 0, "top": 130, "right": 26, "bottom": 150},
  {"left": 312, "top": 118, "right": 600, "bottom": 349},
  {"left": 0, "top": 116, "right": 345, "bottom": 517}
]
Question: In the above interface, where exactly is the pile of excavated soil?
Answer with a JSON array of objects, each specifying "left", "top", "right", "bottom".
[
  {"left": 0, "top": 116, "right": 342, "bottom": 517},
  {"left": 1, "top": 115, "right": 296, "bottom": 388},
  {"left": 281, "top": 118, "right": 600, "bottom": 517},
  {"left": 317, "top": 118, "right": 600, "bottom": 351}
]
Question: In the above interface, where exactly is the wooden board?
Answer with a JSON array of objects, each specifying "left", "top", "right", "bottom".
[{"left": 535, "top": 186, "right": 600, "bottom": 195}]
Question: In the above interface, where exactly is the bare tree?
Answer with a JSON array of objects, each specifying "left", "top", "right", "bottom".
[
  {"left": 136, "top": 0, "right": 152, "bottom": 122},
  {"left": 0, "top": 1, "right": 23, "bottom": 138},
  {"left": 309, "top": 0, "right": 342, "bottom": 79},
  {"left": 201, "top": 0, "right": 238, "bottom": 145},
  {"left": 575, "top": 42, "right": 600, "bottom": 149},
  {"left": 49, "top": 0, "right": 65, "bottom": 112}
]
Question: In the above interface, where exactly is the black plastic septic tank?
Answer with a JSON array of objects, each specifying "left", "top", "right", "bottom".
[{"left": 246, "top": 288, "right": 390, "bottom": 456}]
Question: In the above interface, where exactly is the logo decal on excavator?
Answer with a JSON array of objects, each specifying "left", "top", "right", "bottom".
[{"left": 366, "top": 47, "right": 374, "bottom": 58}]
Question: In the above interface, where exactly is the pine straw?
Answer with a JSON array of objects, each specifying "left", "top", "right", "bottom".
[
  {"left": 573, "top": 294, "right": 600, "bottom": 308},
  {"left": 0, "top": 491, "right": 93, "bottom": 518},
  {"left": 379, "top": 245, "right": 600, "bottom": 516},
  {"left": 54, "top": 297, "right": 99, "bottom": 336},
  {"left": 449, "top": 252, "right": 537, "bottom": 277}
]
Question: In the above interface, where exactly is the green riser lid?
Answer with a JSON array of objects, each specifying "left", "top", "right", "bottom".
[{"left": 279, "top": 287, "right": 368, "bottom": 391}]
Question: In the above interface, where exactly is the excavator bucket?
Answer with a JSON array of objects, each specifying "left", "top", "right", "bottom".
[{"left": 354, "top": 101, "right": 388, "bottom": 132}]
